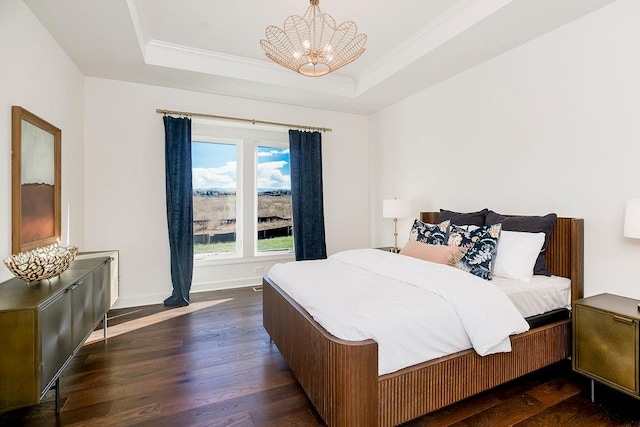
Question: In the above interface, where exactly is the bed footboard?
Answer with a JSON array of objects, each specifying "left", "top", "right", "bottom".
[
  {"left": 378, "top": 319, "right": 571, "bottom": 426},
  {"left": 263, "top": 276, "right": 378, "bottom": 426}
]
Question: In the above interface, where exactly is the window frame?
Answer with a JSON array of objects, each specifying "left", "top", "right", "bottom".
[
  {"left": 254, "top": 140, "right": 294, "bottom": 257},
  {"left": 191, "top": 135, "right": 243, "bottom": 262},
  {"left": 191, "top": 121, "right": 294, "bottom": 267}
]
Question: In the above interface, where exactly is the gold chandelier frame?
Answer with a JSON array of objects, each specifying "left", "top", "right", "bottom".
[{"left": 260, "top": 0, "right": 367, "bottom": 77}]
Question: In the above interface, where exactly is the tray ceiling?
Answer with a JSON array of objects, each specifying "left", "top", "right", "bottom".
[{"left": 24, "top": 0, "right": 616, "bottom": 113}]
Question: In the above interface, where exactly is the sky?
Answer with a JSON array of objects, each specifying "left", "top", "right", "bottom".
[{"left": 192, "top": 141, "right": 291, "bottom": 190}]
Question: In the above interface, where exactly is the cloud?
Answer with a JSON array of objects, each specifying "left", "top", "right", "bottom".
[
  {"left": 192, "top": 161, "right": 237, "bottom": 189},
  {"left": 257, "top": 148, "right": 289, "bottom": 158},
  {"left": 257, "top": 160, "right": 290, "bottom": 189}
]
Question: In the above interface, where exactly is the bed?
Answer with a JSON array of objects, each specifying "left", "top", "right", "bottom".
[{"left": 262, "top": 212, "right": 584, "bottom": 426}]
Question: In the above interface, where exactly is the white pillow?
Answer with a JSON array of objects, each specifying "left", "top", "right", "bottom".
[{"left": 493, "top": 231, "right": 545, "bottom": 283}]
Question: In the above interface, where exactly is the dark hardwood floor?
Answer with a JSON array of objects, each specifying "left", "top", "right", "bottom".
[{"left": 1, "top": 286, "right": 639, "bottom": 426}]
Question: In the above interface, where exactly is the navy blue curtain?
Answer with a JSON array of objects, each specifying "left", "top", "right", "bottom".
[
  {"left": 289, "top": 130, "right": 327, "bottom": 261},
  {"left": 163, "top": 116, "right": 193, "bottom": 307}
]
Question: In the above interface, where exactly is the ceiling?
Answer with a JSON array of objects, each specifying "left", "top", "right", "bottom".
[{"left": 24, "top": 0, "right": 616, "bottom": 114}]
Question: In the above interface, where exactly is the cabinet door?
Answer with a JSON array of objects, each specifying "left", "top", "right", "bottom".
[
  {"left": 92, "top": 260, "right": 111, "bottom": 325},
  {"left": 40, "top": 290, "right": 73, "bottom": 395},
  {"left": 574, "top": 305, "right": 639, "bottom": 394},
  {"left": 0, "top": 310, "right": 37, "bottom": 410},
  {"left": 71, "top": 272, "right": 96, "bottom": 348}
]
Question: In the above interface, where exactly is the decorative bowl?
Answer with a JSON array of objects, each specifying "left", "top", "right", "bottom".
[{"left": 3, "top": 243, "right": 79, "bottom": 285}]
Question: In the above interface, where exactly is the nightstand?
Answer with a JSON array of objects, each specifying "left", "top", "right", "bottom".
[
  {"left": 376, "top": 246, "right": 400, "bottom": 253},
  {"left": 573, "top": 293, "right": 640, "bottom": 402}
]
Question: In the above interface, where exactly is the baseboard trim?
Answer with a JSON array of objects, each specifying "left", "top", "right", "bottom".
[{"left": 110, "top": 278, "right": 262, "bottom": 309}]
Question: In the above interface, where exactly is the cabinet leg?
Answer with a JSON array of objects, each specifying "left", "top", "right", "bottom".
[
  {"left": 590, "top": 379, "right": 595, "bottom": 403},
  {"left": 55, "top": 377, "right": 61, "bottom": 414},
  {"left": 103, "top": 313, "right": 108, "bottom": 339}
]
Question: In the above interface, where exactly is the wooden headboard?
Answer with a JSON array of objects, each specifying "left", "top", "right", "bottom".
[{"left": 420, "top": 212, "right": 584, "bottom": 302}]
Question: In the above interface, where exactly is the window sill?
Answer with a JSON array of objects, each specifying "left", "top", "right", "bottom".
[{"left": 194, "top": 252, "right": 294, "bottom": 268}]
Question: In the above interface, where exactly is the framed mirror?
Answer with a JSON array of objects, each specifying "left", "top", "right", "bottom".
[{"left": 11, "top": 106, "right": 61, "bottom": 254}]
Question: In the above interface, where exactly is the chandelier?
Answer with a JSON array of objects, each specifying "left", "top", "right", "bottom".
[{"left": 260, "top": 0, "right": 367, "bottom": 77}]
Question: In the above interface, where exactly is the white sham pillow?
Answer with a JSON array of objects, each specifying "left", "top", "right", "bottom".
[{"left": 493, "top": 231, "right": 545, "bottom": 283}]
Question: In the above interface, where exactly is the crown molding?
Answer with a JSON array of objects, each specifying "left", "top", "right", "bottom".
[
  {"left": 126, "top": 0, "right": 149, "bottom": 61},
  {"left": 143, "top": 39, "right": 357, "bottom": 97}
]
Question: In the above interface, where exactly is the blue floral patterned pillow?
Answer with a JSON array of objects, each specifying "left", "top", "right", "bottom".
[
  {"left": 409, "top": 219, "right": 450, "bottom": 245},
  {"left": 447, "top": 223, "right": 502, "bottom": 280}
]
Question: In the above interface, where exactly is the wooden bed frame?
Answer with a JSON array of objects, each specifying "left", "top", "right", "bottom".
[{"left": 263, "top": 213, "right": 584, "bottom": 426}]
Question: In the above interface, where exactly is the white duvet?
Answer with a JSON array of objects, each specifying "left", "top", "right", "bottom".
[{"left": 268, "top": 248, "right": 530, "bottom": 375}]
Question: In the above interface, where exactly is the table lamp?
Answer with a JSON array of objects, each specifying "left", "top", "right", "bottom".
[{"left": 383, "top": 199, "right": 411, "bottom": 253}]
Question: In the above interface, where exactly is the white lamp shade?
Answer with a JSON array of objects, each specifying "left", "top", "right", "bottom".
[
  {"left": 624, "top": 198, "right": 640, "bottom": 238},
  {"left": 383, "top": 199, "right": 411, "bottom": 219}
]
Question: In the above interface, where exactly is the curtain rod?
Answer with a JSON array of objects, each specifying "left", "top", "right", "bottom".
[{"left": 156, "top": 108, "right": 332, "bottom": 132}]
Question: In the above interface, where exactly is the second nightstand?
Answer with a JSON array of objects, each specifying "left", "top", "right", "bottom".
[
  {"left": 573, "top": 293, "right": 640, "bottom": 402},
  {"left": 376, "top": 246, "right": 400, "bottom": 253}
]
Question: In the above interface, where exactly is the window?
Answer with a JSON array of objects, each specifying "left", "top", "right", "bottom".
[
  {"left": 256, "top": 145, "right": 292, "bottom": 253},
  {"left": 192, "top": 140, "right": 239, "bottom": 255},
  {"left": 191, "top": 123, "right": 292, "bottom": 261}
]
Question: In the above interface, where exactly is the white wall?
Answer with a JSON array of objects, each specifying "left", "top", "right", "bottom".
[
  {"left": 0, "top": 0, "right": 85, "bottom": 283},
  {"left": 84, "top": 78, "right": 370, "bottom": 308},
  {"left": 371, "top": 0, "right": 640, "bottom": 300}
]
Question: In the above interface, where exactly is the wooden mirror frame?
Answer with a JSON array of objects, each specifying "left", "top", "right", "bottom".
[{"left": 11, "top": 106, "right": 61, "bottom": 254}]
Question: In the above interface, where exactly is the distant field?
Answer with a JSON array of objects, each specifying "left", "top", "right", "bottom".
[
  {"left": 193, "top": 193, "right": 293, "bottom": 253},
  {"left": 193, "top": 194, "right": 237, "bottom": 234},
  {"left": 193, "top": 194, "right": 292, "bottom": 233}
]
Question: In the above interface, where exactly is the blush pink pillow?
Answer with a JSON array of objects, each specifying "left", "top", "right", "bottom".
[{"left": 400, "top": 241, "right": 468, "bottom": 266}]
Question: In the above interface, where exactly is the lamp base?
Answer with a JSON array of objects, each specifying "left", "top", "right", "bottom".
[{"left": 389, "top": 247, "right": 400, "bottom": 254}]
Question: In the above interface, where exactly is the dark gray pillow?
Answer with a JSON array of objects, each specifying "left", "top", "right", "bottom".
[
  {"left": 485, "top": 211, "right": 557, "bottom": 276},
  {"left": 438, "top": 208, "right": 489, "bottom": 227}
]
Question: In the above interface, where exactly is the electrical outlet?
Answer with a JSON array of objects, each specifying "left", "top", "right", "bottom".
[{"left": 254, "top": 267, "right": 264, "bottom": 274}]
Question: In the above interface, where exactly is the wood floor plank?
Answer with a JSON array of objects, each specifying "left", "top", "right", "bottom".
[
  {"left": 405, "top": 391, "right": 503, "bottom": 427},
  {"left": 67, "top": 402, "right": 162, "bottom": 427},
  {"left": 63, "top": 355, "right": 294, "bottom": 411},
  {"left": 249, "top": 394, "right": 314, "bottom": 425},
  {"left": 190, "top": 412, "right": 254, "bottom": 427},
  {"left": 524, "top": 375, "right": 583, "bottom": 407},
  {"left": 63, "top": 345, "right": 285, "bottom": 396},
  {"left": 513, "top": 393, "right": 628, "bottom": 427},
  {"left": 1, "top": 286, "right": 639, "bottom": 426},
  {"left": 130, "top": 383, "right": 306, "bottom": 426},
  {"left": 451, "top": 393, "right": 547, "bottom": 426}
]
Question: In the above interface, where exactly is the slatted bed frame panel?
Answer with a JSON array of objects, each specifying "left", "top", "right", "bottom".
[
  {"left": 377, "top": 320, "right": 570, "bottom": 426},
  {"left": 263, "top": 214, "right": 584, "bottom": 426}
]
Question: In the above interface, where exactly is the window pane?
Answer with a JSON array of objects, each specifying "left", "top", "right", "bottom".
[
  {"left": 256, "top": 146, "right": 292, "bottom": 252},
  {"left": 192, "top": 141, "right": 237, "bottom": 254}
]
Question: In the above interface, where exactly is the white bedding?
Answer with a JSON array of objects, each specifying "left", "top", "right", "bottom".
[
  {"left": 268, "top": 248, "right": 530, "bottom": 375},
  {"left": 491, "top": 275, "right": 571, "bottom": 318}
]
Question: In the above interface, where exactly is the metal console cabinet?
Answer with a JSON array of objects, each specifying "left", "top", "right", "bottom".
[{"left": 0, "top": 256, "right": 112, "bottom": 413}]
